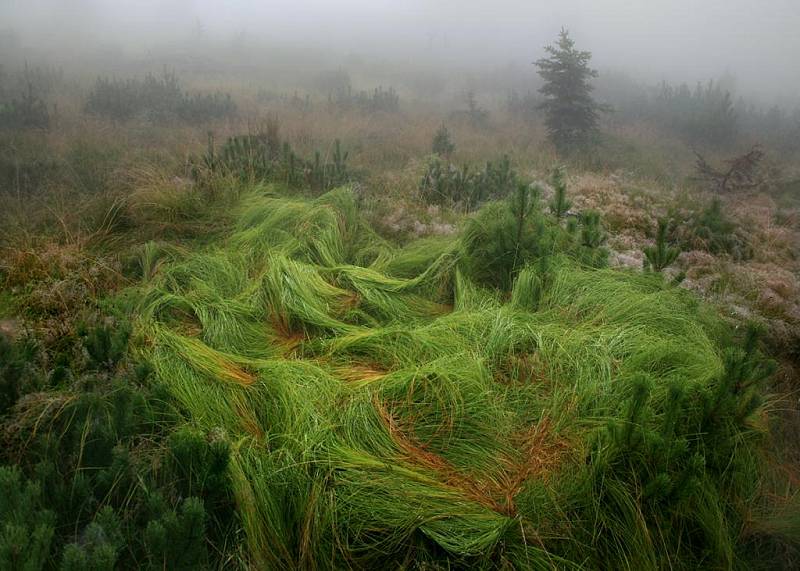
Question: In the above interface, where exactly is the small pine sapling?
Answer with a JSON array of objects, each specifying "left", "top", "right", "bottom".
[
  {"left": 329, "top": 138, "right": 350, "bottom": 187},
  {"left": 548, "top": 166, "right": 572, "bottom": 219},
  {"left": 0, "top": 466, "right": 56, "bottom": 571},
  {"left": 462, "top": 182, "right": 550, "bottom": 290},
  {"left": 80, "top": 323, "right": 131, "bottom": 373},
  {"left": 578, "top": 210, "right": 608, "bottom": 267},
  {"left": 464, "top": 90, "right": 489, "bottom": 127},
  {"left": 643, "top": 219, "right": 680, "bottom": 272},
  {"left": 0, "top": 335, "right": 41, "bottom": 415},
  {"left": 144, "top": 497, "right": 209, "bottom": 570},
  {"left": 580, "top": 211, "right": 605, "bottom": 249},
  {"left": 431, "top": 123, "right": 455, "bottom": 157},
  {"left": 702, "top": 324, "right": 775, "bottom": 430},
  {"left": 61, "top": 506, "right": 124, "bottom": 571},
  {"left": 511, "top": 182, "right": 541, "bottom": 262},
  {"left": 482, "top": 155, "right": 516, "bottom": 198}
]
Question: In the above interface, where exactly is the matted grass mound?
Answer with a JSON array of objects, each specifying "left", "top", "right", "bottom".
[{"left": 133, "top": 185, "right": 771, "bottom": 569}]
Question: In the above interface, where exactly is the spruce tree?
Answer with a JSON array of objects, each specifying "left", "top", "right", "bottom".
[{"left": 535, "top": 28, "right": 604, "bottom": 152}]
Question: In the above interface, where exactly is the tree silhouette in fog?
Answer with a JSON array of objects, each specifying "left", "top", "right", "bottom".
[{"left": 535, "top": 28, "right": 605, "bottom": 152}]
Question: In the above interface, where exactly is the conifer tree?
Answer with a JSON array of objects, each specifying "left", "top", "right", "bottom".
[
  {"left": 548, "top": 166, "right": 572, "bottom": 219},
  {"left": 462, "top": 182, "right": 549, "bottom": 290},
  {"left": 644, "top": 219, "right": 680, "bottom": 272},
  {"left": 0, "top": 466, "right": 55, "bottom": 570},
  {"left": 580, "top": 211, "right": 605, "bottom": 249},
  {"left": 535, "top": 29, "right": 605, "bottom": 152},
  {"left": 431, "top": 123, "right": 455, "bottom": 157}
]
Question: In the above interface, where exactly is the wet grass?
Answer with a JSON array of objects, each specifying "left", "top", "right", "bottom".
[{"left": 129, "top": 184, "right": 780, "bottom": 568}]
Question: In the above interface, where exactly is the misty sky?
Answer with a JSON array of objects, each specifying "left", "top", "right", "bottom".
[{"left": 3, "top": 0, "right": 799, "bottom": 100}]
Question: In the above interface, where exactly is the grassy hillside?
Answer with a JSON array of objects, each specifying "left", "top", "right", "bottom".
[{"left": 1, "top": 63, "right": 799, "bottom": 569}]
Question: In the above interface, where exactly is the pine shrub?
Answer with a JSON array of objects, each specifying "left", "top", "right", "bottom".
[
  {"left": 586, "top": 325, "right": 775, "bottom": 566},
  {"left": 144, "top": 497, "right": 208, "bottom": 570},
  {"left": 419, "top": 155, "right": 518, "bottom": 209},
  {"left": 0, "top": 334, "right": 41, "bottom": 416},
  {"left": 644, "top": 218, "right": 680, "bottom": 272},
  {"left": 431, "top": 123, "right": 455, "bottom": 157},
  {"left": 0, "top": 82, "right": 50, "bottom": 130},
  {"left": 328, "top": 84, "right": 400, "bottom": 113},
  {"left": 548, "top": 166, "right": 572, "bottom": 219},
  {"left": 84, "top": 70, "right": 235, "bottom": 123},
  {"left": 577, "top": 210, "right": 608, "bottom": 267},
  {"left": 195, "top": 128, "right": 350, "bottom": 193},
  {"left": 0, "top": 466, "right": 55, "bottom": 571},
  {"left": 462, "top": 182, "right": 553, "bottom": 289}
]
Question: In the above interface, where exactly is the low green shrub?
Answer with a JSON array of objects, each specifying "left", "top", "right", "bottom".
[
  {"left": 0, "top": 85, "right": 49, "bottom": 130},
  {"left": 419, "top": 155, "right": 517, "bottom": 209},
  {"left": 674, "top": 197, "right": 752, "bottom": 260},
  {"left": 431, "top": 123, "right": 455, "bottom": 157},
  {"left": 193, "top": 129, "right": 350, "bottom": 193},
  {"left": 461, "top": 183, "right": 553, "bottom": 289},
  {"left": 644, "top": 218, "right": 681, "bottom": 271},
  {"left": 328, "top": 84, "right": 400, "bottom": 113},
  {"left": 0, "top": 334, "right": 44, "bottom": 416},
  {"left": 0, "top": 465, "right": 55, "bottom": 570},
  {"left": 548, "top": 166, "right": 572, "bottom": 219},
  {"left": 0, "top": 321, "right": 240, "bottom": 569},
  {"left": 84, "top": 70, "right": 235, "bottom": 123}
]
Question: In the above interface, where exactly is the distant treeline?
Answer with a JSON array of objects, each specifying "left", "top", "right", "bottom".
[{"left": 508, "top": 77, "right": 800, "bottom": 151}]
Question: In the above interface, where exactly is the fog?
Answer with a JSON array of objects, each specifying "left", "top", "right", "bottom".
[{"left": 2, "top": 0, "right": 799, "bottom": 103}]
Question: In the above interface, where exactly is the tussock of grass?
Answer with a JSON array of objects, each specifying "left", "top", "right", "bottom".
[{"left": 132, "top": 185, "right": 776, "bottom": 568}]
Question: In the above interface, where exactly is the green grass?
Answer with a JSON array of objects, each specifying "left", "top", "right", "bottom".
[{"left": 129, "top": 184, "right": 778, "bottom": 568}]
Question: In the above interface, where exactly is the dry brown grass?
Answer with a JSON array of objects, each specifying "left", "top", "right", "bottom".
[
  {"left": 331, "top": 363, "right": 388, "bottom": 385},
  {"left": 0, "top": 237, "right": 125, "bottom": 337},
  {"left": 377, "top": 398, "right": 570, "bottom": 517},
  {"left": 571, "top": 172, "right": 659, "bottom": 239}
]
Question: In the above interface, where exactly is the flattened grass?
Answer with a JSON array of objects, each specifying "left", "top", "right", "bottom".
[{"left": 133, "top": 186, "right": 771, "bottom": 568}]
